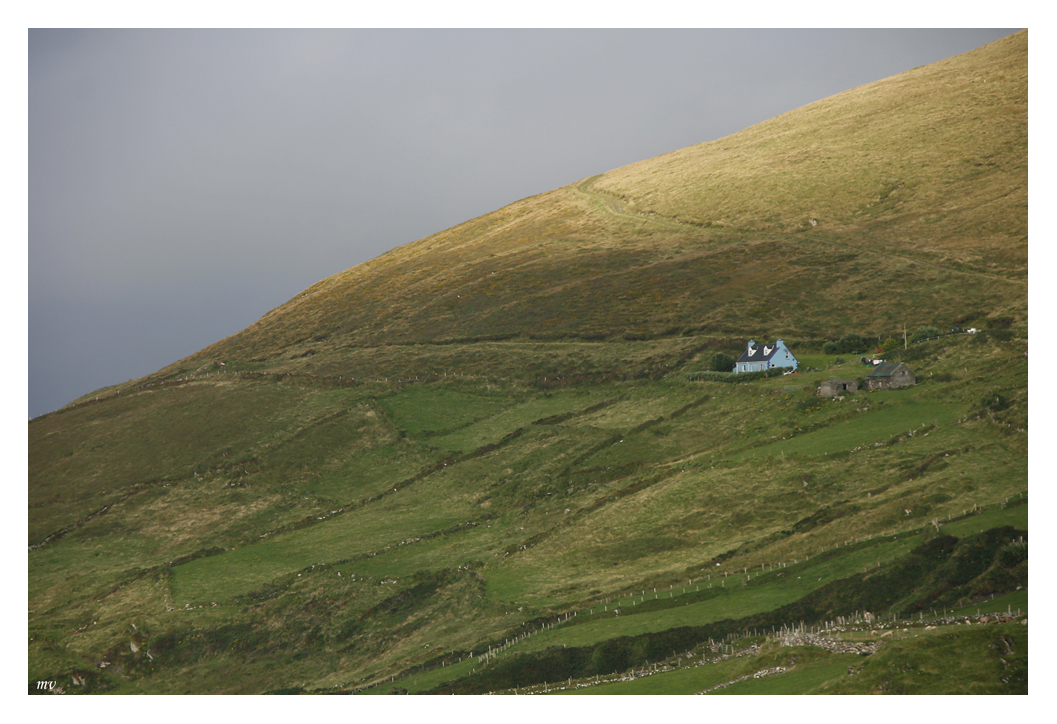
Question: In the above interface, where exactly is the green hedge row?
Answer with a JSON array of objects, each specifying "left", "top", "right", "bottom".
[
  {"left": 685, "top": 367, "right": 787, "bottom": 383},
  {"left": 424, "top": 525, "right": 1025, "bottom": 694}
]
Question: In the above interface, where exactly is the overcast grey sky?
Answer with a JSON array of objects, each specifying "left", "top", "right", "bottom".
[{"left": 28, "top": 28, "right": 1019, "bottom": 418}]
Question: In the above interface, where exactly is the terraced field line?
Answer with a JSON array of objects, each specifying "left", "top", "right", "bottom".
[
  {"left": 808, "top": 233, "right": 1026, "bottom": 287},
  {"left": 575, "top": 176, "right": 1024, "bottom": 288}
]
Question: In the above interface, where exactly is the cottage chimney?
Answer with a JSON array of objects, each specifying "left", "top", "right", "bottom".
[{"left": 747, "top": 340, "right": 755, "bottom": 351}]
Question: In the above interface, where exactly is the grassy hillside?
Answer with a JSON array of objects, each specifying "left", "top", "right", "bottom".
[
  {"left": 28, "top": 32, "right": 1027, "bottom": 695},
  {"left": 121, "top": 29, "right": 1023, "bottom": 368}
]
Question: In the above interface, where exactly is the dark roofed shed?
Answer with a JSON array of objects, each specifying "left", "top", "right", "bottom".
[{"left": 864, "top": 362, "right": 915, "bottom": 390}]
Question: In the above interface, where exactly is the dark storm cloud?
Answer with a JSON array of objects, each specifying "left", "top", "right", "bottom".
[{"left": 28, "top": 28, "right": 1018, "bottom": 418}]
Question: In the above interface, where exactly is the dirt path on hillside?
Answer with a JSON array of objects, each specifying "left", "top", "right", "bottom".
[
  {"left": 574, "top": 176, "right": 1025, "bottom": 289},
  {"left": 575, "top": 176, "right": 690, "bottom": 231}
]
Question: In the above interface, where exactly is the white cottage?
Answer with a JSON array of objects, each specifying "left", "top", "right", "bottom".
[{"left": 734, "top": 339, "right": 798, "bottom": 374}]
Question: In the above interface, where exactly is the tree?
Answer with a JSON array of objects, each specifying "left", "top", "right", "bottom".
[
  {"left": 881, "top": 337, "right": 900, "bottom": 353},
  {"left": 709, "top": 352, "right": 735, "bottom": 373},
  {"left": 838, "top": 333, "right": 866, "bottom": 354}
]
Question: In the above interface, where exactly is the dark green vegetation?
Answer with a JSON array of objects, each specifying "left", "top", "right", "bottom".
[{"left": 29, "top": 32, "right": 1026, "bottom": 694}]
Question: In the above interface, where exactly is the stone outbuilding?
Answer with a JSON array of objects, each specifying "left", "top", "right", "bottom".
[
  {"left": 818, "top": 379, "right": 858, "bottom": 398},
  {"left": 863, "top": 362, "right": 916, "bottom": 391}
]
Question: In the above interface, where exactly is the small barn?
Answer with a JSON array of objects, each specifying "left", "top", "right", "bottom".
[
  {"left": 819, "top": 379, "right": 858, "bottom": 398},
  {"left": 864, "top": 362, "right": 916, "bottom": 391}
]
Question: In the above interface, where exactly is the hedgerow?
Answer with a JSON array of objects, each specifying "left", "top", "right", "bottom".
[{"left": 685, "top": 367, "right": 786, "bottom": 383}]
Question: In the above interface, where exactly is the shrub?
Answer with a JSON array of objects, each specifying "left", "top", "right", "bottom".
[
  {"left": 910, "top": 326, "right": 942, "bottom": 344},
  {"left": 997, "top": 541, "right": 1027, "bottom": 569},
  {"left": 709, "top": 352, "right": 735, "bottom": 373},
  {"left": 981, "top": 391, "right": 1010, "bottom": 412},
  {"left": 823, "top": 333, "right": 868, "bottom": 355},
  {"left": 881, "top": 337, "right": 900, "bottom": 353},
  {"left": 838, "top": 332, "right": 866, "bottom": 354}
]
